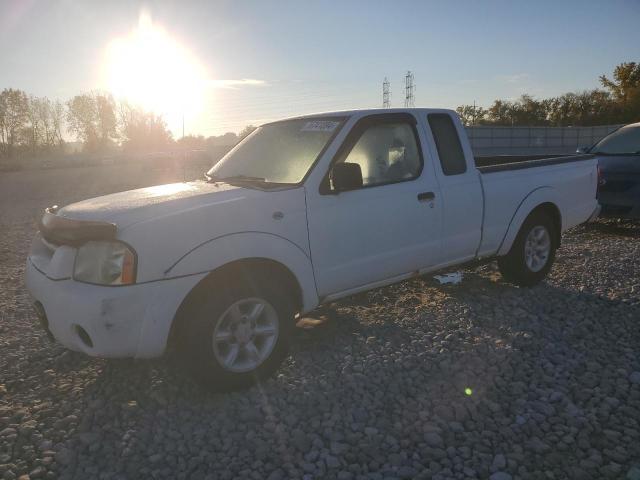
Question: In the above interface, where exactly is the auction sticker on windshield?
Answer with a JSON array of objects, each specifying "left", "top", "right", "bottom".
[{"left": 301, "top": 120, "right": 340, "bottom": 132}]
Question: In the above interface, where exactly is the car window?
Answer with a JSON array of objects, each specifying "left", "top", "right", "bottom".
[
  {"left": 334, "top": 122, "right": 422, "bottom": 188},
  {"left": 591, "top": 125, "right": 640, "bottom": 155},
  {"left": 428, "top": 113, "right": 467, "bottom": 175}
]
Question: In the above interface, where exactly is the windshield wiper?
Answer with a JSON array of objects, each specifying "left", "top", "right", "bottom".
[
  {"left": 205, "top": 173, "right": 277, "bottom": 189},
  {"left": 204, "top": 172, "right": 220, "bottom": 182},
  {"left": 205, "top": 173, "right": 265, "bottom": 183},
  {"left": 205, "top": 173, "right": 293, "bottom": 189},
  {"left": 220, "top": 175, "right": 267, "bottom": 183}
]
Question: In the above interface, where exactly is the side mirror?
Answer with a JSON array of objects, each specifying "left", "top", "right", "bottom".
[
  {"left": 331, "top": 162, "right": 363, "bottom": 192},
  {"left": 576, "top": 146, "right": 590, "bottom": 154}
]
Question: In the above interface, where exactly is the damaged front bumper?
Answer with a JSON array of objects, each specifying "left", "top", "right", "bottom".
[{"left": 25, "top": 256, "right": 205, "bottom": 359}]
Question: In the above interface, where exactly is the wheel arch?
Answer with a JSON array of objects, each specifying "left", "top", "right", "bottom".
[
  {"left": 167, "top": 257, "right": 304, "bottom": 351},
  {"left": 497, "top": 187, "right": 563, "bottom": 256},
  {"left": 530, "top": 202, "right": 562, "bottom": 247}
]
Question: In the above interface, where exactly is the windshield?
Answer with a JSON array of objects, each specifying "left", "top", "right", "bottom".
[
  {"left": 591, "top": 124, "right": 640, "bottom": 155},
  {"left": 207, "top": 117, "right": 346, "bottom": 184}
]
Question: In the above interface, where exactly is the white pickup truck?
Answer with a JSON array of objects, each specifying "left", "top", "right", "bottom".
[{"left": 26, "top": 108, "right": 599, "bottom": 389}]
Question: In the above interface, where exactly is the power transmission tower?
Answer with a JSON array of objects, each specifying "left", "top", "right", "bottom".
[
  {"left": 382, "top": 77, "right": 391, "bottom": 108},
  {"left": 404, "top": 71, "right": 415, "bottom": 108}
]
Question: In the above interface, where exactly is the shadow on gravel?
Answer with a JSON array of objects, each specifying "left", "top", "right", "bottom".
[
  {"left": 5, "top": 266, "right": 640, "bottom": 478},
  {"left": 580, "top": 219, "right": 640, "bottom": 238},
  {"left": 289, "top": 271, "right": 640, "bottom": 477}
]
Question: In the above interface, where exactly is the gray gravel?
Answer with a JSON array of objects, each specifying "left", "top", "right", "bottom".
[{"left": 1, "top": 168, "right": 640, "bottom": 479}]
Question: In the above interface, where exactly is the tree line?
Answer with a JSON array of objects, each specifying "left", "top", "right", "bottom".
[
  {"left": 3, "top": 62, "right": 637, "bottom": 161},
  {"left": 0, "top": 90, "right": 255, "bottom": 161},
  {"left": 456, "top": 62, "right": 640, "bottom": 127},
  {"left": 0, "top": 90, "right": 65, "bottom": 159}
]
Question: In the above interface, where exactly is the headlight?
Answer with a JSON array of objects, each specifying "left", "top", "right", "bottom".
[{"left": 73, "top": 241, "right": 137, "bottom": 285}]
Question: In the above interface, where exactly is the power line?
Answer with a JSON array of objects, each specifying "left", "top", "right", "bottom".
[
  {"left": 404, "top": 71, "right": 415, "bottom": 108},
  {"left": 382, "top": 77, "right": 391, "bottom": 108}
]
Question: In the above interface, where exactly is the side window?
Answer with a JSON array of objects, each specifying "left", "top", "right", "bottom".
[
  {"left": 428, "top": 113, "right": 467, "bottom": 175},
  {"left": 335, "top": 122, "right": 422, "bottom": 188}
]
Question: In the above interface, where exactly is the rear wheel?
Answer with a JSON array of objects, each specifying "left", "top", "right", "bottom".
[
  {"left": 178, "top": 273, "right": 294, "bottom": 391},
  {"left": 498, "top": 211, "right": 557, "bottom": 287}
]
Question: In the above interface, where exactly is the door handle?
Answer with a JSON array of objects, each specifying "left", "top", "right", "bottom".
[{"left": 417, "top": 191, "right": 435, "bottom": 202}]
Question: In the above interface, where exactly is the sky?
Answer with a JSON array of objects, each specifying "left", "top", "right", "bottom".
[{"left": 1, "top": 0, "right": 639, "bottom": 137}]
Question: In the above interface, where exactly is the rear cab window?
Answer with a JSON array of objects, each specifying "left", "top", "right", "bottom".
[{"left": 427, "top": 113, "right": 467, "bottom": 176}]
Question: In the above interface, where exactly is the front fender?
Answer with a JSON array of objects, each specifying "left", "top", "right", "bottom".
[
  {"left": 496, "top": 187, "right": 560, "bottom": 256},
  {"left": 165, "top": 232, "right": 319, "bottom": 312}
]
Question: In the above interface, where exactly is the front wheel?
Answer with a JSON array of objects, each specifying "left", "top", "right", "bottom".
[
  {"left": 497, "top": 211, "right": 557, "bottom": 287},
  {"left": 178, "top": 273, "right": 295, "bottom": 391}
]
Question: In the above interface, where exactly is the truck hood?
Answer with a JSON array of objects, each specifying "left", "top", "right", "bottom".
[{"left": 58, "top": 181, "right": 263, "bottom": 228}]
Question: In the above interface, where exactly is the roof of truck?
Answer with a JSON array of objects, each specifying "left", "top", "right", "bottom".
[{"left": 264, "top": 107, "right": 456, "bottom": 124}]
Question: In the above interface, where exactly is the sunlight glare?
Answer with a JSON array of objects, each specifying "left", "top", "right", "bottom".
[
  {"left": 146, "top": 183, "right": 197, "bottom": 196},
  {"left": 103, "top": 11, "right": 208, "bottom": 122}
]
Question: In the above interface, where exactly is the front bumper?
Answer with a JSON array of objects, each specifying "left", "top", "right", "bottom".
[{"left": 25, "top": 257, "right": 205, "bottom": 358}]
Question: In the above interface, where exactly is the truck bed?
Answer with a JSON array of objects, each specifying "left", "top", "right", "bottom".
[
  {"left": 475, "top": 154, "right": 595, "bottom": 173},
  {"left": 474, "top": 152, "right": 598, "bottom": 258}
]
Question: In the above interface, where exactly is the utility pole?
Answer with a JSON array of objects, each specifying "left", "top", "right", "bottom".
[
  {"left": 182, "top": 114, "right": 186, "bottom": 181},
  {"left": 404, "top": 71, "right": 415, "bottom": 108},
  {"left": 382, "top": 77, "right": 391, "bottom": 108}
]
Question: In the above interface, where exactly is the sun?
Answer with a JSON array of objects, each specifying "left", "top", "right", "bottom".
[{"left": 102, "top": 12, "right": 208, "bottom": 125}]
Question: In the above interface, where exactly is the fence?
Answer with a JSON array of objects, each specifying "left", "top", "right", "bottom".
[
  {"left": 0, "top": 146, "right": 233, "bottom": 173},
  {"left": 466, "top": 124, "right": 623, "bottom": 156}
]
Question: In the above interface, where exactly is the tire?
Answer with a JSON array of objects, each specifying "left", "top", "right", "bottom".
[
  {"left": 497, "top": 210, "right": 557, "bottom": 287},
  {"left": 177, "top": 272, "right": 295, "bottom": 391}
]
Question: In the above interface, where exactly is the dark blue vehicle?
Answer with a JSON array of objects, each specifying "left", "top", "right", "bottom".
[{"left": 581, "top": 122, "right": 640, "bottom": 219}]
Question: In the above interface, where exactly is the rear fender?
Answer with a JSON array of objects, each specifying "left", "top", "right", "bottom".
[{"left": 497, "top": 187, "right": 560, "bottom": 256}]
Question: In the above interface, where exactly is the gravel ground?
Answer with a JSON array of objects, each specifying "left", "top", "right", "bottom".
[{"left": 1, "top": 169, "right": 640, "bottom": 480}]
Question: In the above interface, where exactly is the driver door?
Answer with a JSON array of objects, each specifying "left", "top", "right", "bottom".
[{"left": 305, "top": 113, "right": 442, "bottom": 297}]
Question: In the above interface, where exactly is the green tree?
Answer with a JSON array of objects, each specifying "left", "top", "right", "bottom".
[
  {"left": 487, "top": 99, "right": 515, "bottom": 125},
  {"left": 600, "top": 62, "right": 640, "bottom": 103},
  {"left": 546, "top": 90, "right": 616, "bottom": 126},
  {"left": 510, "top": 95, "right": 549, "bottom": 126},
  {"left": 118, "top": 102, "right": 173, "bottom": 152},
  {"left": 177, "top": 134, "right": 207, "bottom": 150},
  {"left": 0, "top": 88, "right": 29, "bottom": 158},
  {"left": 456, "top": 105, "right": 488, "bottom": 126},
  {"left": 25, "top": 95, "right": 42, "bottom": 154},
  {"left": 32, "top": 97, "right": 65, "bottom": 150},
  {"left": 600, "top": 62, "right": 640, "bottom": 122},
  {"left": 207, "top": 132, "right": 238, "bottom": 147},
  {"left": 238, "top": 125, "right": 257, "bottom": 140},
  {"left": 50, "top": 100, "right": 65, "bottom": 148},
  {"left": 66, "top": 94, "right": 98, "bottom": 149},
  {"left": 66, "top": 92, "right": 117, "bottom": 152},
  {"left": 461, "top": 62, "right": 638, "bottom": 128},
  {"left": 95, "top": 94, "right": 118, "bottom": 145}
]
